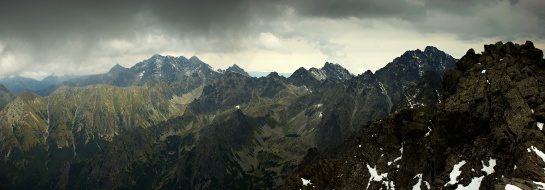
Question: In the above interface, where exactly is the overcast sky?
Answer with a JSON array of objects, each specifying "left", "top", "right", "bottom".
[{"left": 1, "top": 0, "right": 544, "bottom": 79}]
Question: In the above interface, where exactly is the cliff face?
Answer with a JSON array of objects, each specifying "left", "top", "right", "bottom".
[{"left": 284, "top": 41, "right": 545, "bottom": 189}]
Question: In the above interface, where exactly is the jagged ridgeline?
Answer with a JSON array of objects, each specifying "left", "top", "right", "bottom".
[
  {"left": 284, "top": 41, "right": 545, "bottom": 189},
  {"left": 0, "top": 46, "right": 457, "bottom": 189}
]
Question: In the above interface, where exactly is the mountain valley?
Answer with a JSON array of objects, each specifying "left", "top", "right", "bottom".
[{"left": 1, "top": 42, "right": 543, "bottom": 190}]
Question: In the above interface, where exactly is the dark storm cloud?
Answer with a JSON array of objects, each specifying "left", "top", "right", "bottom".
[
  {"left": 290, "top": 0, "right": 427, "bottom": 21},
  {"left": 0, "top": 1, "right": 281, "bottom": 54},
  {"left": 0, "top": 0, "right": 543, "bottom": 78},
  {"left": 0, "top": 0, "right": 287, "bottom": 77},
  {"left": 0, "top": 0, "right": 542, "bottom": 52},
  {"left": 418, "top": 0, "right": 545, "bottom": 40},
  {"left": 288, "top": 0, "right": 544, "bottom": 40}
]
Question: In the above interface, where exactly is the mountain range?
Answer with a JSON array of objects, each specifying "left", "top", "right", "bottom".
[
  {"left": 0, "top": 59, "right": 282, "bottom": 96},
  {"left": 283, "top": 41, "right": 545, "bottom": 189},
  {"left": 1, "top": 42, "right": 542, "bottom": 189}
]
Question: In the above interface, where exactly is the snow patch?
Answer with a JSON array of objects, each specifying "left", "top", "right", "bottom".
[
  {"left": 424, "top": 181, "right": 431, "bottom": 189},
  {"left": 301, "top": 178, "right": 312, "bottom": 186},
  {"left": 319, "top": 112, "right": 322, "bottom": 118},
  {"left": 310, "top": 69, "right": 327, "bottom": 81},
  {"left": 481, "top": 70, "right": 486, "bottom": 74},
  {"left": 445, "top": 160, "right": 466, "bottom": 186},
  {"left": 139, "top": 71, "right": 145, "bottom": 78},
  {"left": 367, "top": 164, "right": 388, "bottom": 181},
  {"left": 235, "top": 105, "right": 240, "bottom": 110},
  {"left": 533, "top": 181, "right": 545, "bottom": 189},
  {"left": 528, "top": 146, "right": 545, "bottom": 162},
  {"left": 389, "top": 144, "right": 404, "bottom": 166},
  {"left": 425, "top": 126, "right": 432, "bottom": 137},
  {"left": 366, "top": 164, "right": 391, "bottom": 190},
  {"left": 412, "top": 174, "right": 423, "bottom": 190},
  {"left": 396, "top": 144, "right": 404, "bottom": 160},
  {"left": 379, "top": 82, "right": 388, "bottom": 95},
  {"left": 481, "top": 158, "right": 496, "bottom": 175},
  {"left": 404, "top": 93, "right": 416, "bottom": 109},
  {"left": 505, "top": 184, "right": 522, "bottom": 190},
  {"left": 538, "top": 122, "right": 544, "bottom": 130},
  {"left": 532, "top": 109, "right": 535, "bottom": 114}
]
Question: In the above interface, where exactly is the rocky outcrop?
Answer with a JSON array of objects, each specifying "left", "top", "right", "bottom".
[
  {"left": 288, "top": 62, "right": 353, "bottom": 89},
  {"left": 391, "top": 71, "right": 444, "bottom": 112},
  {"left": 375, "top": 46, "right": 456, "bottom": 111},
  {"left": 226, "top": 64, "right": 250, "bottom": 77},
  {"left": 308, "top": 47, "right": 456, "bottom": 150},
  {"left": 310, "top": 62, "right": 353, "bottom": 83},
  {"left": 288, "top": 67, "right": 323, "bottom": 88},
  {"left": 283, "top": 41, "right": 545, "bottom": 189}
]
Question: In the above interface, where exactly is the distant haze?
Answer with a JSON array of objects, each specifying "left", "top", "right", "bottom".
[
  {"left": 248, "top": 71, "right": 292, "bottom": 78},
  {"left": 1, "top": 0, "right": 544, "bottom": 80}
]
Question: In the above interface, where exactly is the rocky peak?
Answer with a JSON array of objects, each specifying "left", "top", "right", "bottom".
[
  {"left": 361, "top": 70, "right": 373, "bottom": 76},
  {"left": 108, "top": 63, "right": 128, "bottom": 74},
  {"left": 320, "top": 62, "right": 353, "bottom": 83},
  {"left": 226, "top": 64, "right": 250, "bottom": 77},
  {"left": 186, "top": 56, "right": 210, "bottom": 69},
  {"left": 357, "top": 70, "right": 376, "bottom": 82},
  {"left": 267, "top": 71, "right": 281, "bottom": 78},
  {"left": 189, "top": 55, "right": 201, "bottom": 63},
  {"left": 291, "top": 62, "right": 353, "bottom": 85},
  {"left": 284, "top": 41, "right": 545, "bottom": 189},
  {"left": 424, "top": 46, "right": 439, "bottom": 54},
  {"left": 373, "top": 46, "right": 457, "bottom": 112},
  {"left": 322, "top": 62, "right": 341, "bottom": 70},
  {"left": 288, "top": 67, "right": 321, "bottom": 87},
  {"left": 41, "top": 74, "right": 60, "bottom": 84}
]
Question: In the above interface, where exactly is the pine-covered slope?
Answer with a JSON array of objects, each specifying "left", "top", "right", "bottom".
[{"left": 284, "top": 41, "right": 545, "bottom": 189}]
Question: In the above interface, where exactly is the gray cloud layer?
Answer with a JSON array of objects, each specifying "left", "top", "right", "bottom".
[{"left": 0, "top": 0, "right": 543, "bottom": 78}]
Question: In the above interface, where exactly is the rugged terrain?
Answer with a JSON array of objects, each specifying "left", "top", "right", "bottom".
[
  {"left": 284, "top": 41, "right": 545, "bottom": 189},
  {"left": 0, "top": 46, "right": 456, "bottom": 189}
]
